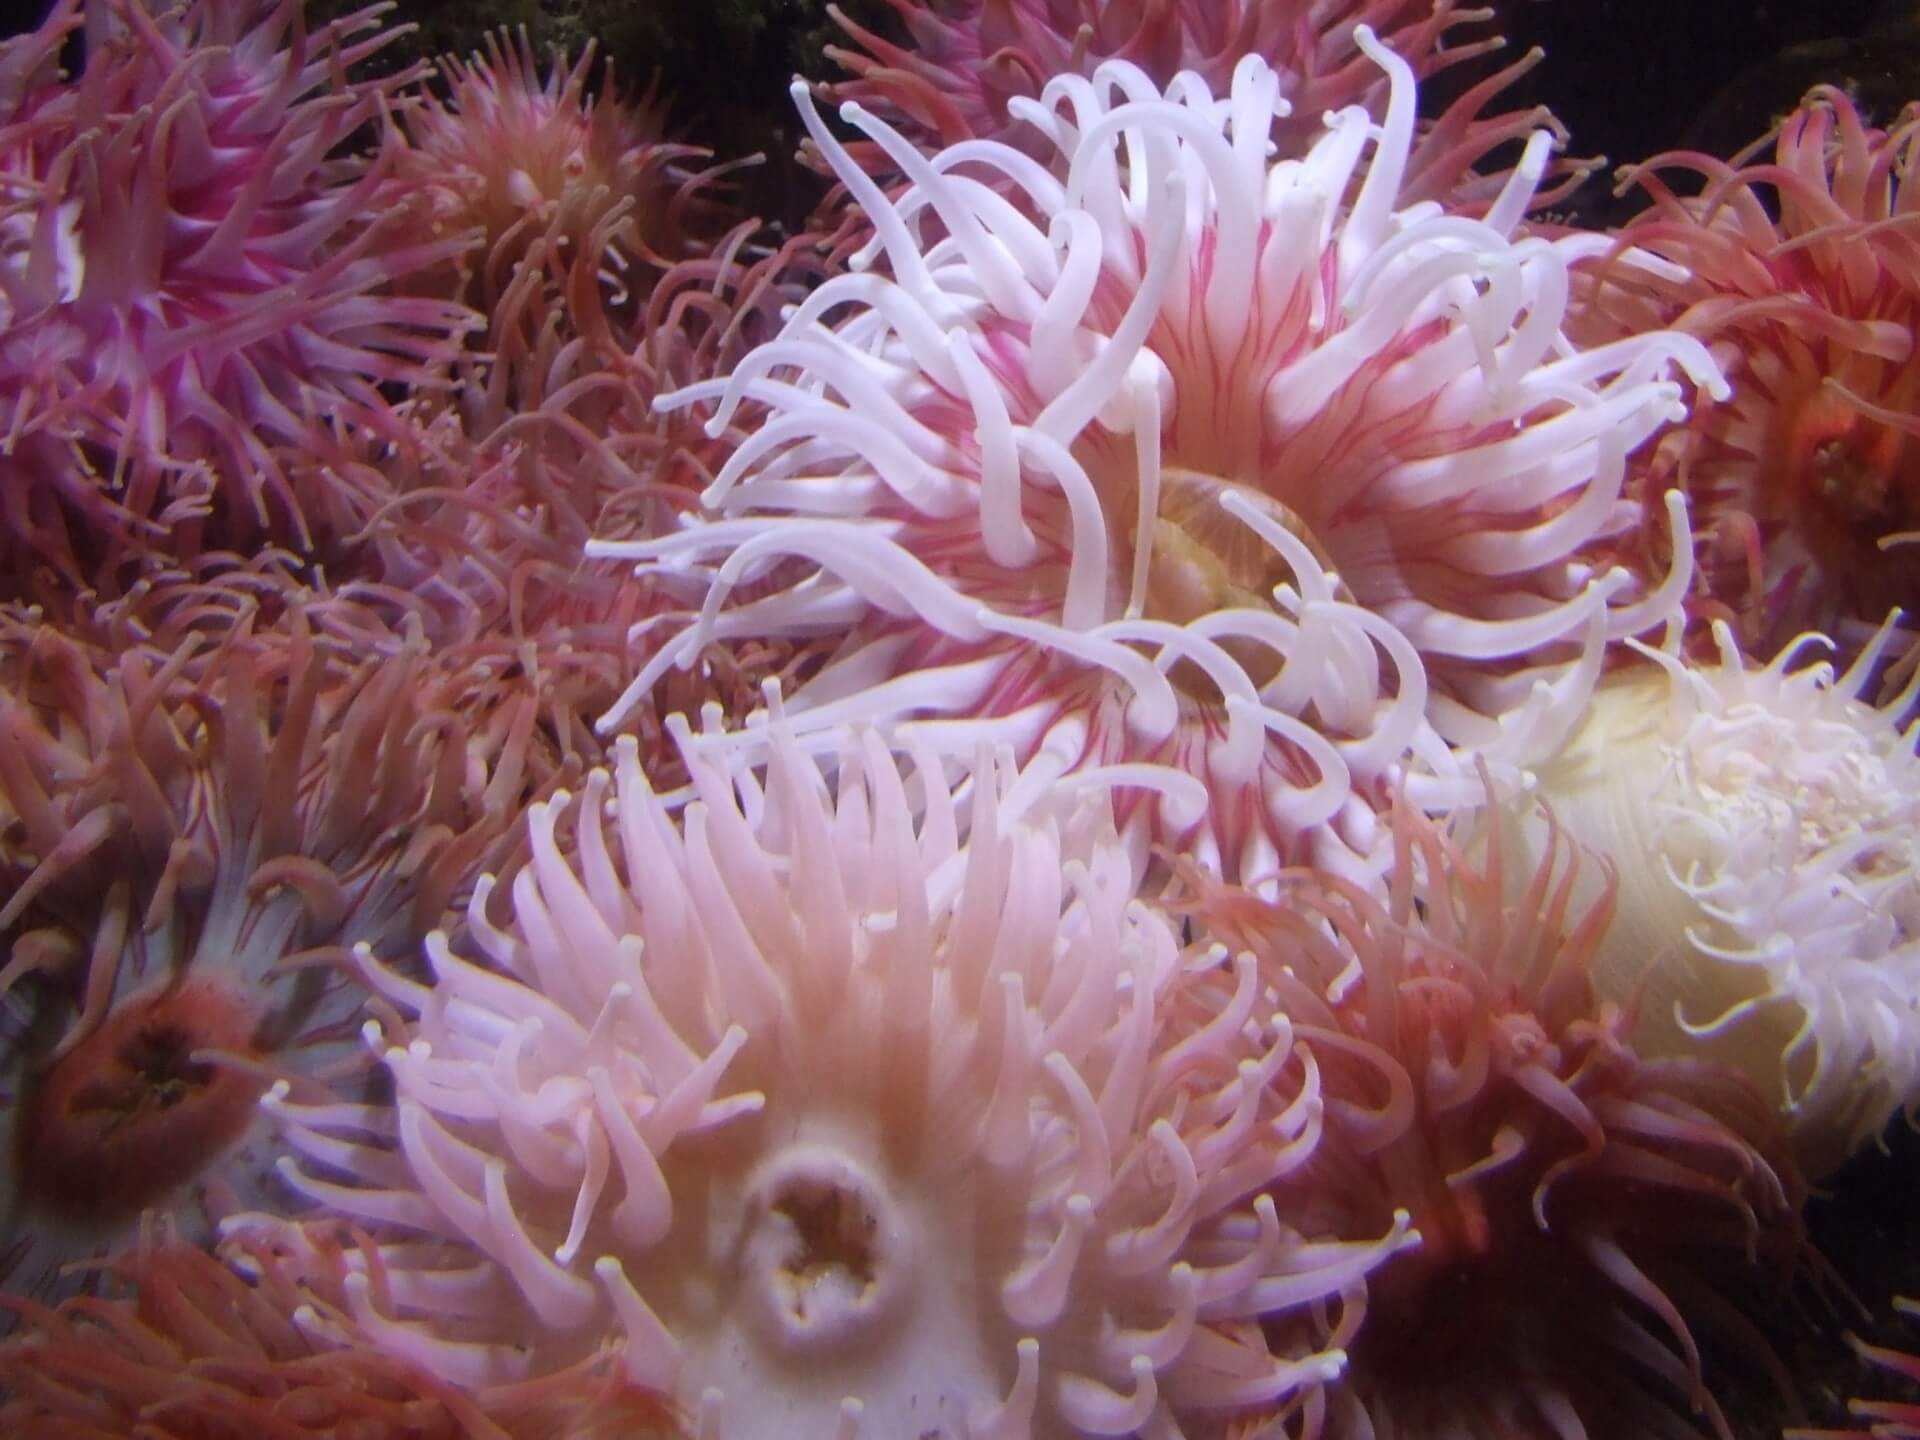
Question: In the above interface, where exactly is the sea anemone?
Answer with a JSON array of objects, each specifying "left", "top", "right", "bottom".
[
  {"left": 381, "top": 26, "right": 735, "bottom": 321},
  {"left": 595, "top": 30, "right": 1724, "bottom": 885},
  {"left": 0, "top": 598, "right": 535, "bottom": 1305},
  {"left": 1178, "top": 785, "right": 1805, "bottom": 1440},
  {"left": 1575, "top": 86, "right": 1920, "bottom": 662},
  {"left": 249, "top": 717, "right": 1426, "bottom": 1438},
  {"left": 1473, "top": 613, "right": 1920, "bottom": 1175},
  {"left": 346, "top": 215, "right": 797, "bottom": 618},
  {"left": 0, "top": 0, "right": 476, "bottom": 581},
  {"left": 0, "top": 1221, "right": 681, "bottom": 1439}
]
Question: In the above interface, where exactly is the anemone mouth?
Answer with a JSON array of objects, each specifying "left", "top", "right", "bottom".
[
  {"left": 737, "top": 1144, "right": 914, "bottom": 1356},
  {"left": 1122, "top": 469, "right": 1345, "bottom": 697},
  {"left": 1771, "top": 370, "right": 1920, "bottom": 609},
  {"left": 14, "top": 980, "right": 265, "bottom": 1222}
]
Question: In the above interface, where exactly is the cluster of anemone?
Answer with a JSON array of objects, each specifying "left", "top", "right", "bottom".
[
  {"left": 1, "top": 2, "right": 1918, "bottom": 1439},
  {"left": 0, "top": 0, "right": 782, "bottom": 1324},
  {"left": 0, "top": 0, "right": 477, "bottom": 577}
]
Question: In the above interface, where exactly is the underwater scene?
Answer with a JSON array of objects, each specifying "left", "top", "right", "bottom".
[{"left": 0, "top": 1, "right": 1917, "bottom": 1436}]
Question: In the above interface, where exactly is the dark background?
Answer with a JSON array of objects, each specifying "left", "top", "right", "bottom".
[{"left": 9, "top": 0, "right": 1910, "bottom": 231}]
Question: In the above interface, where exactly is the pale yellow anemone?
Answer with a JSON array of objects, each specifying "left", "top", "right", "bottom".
[{"left": 1476, "top": 615, "right": 1920, "bottom": 1175}]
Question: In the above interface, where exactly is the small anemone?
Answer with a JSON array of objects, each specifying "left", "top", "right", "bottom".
[
  {"left": 1574, "top": 86, "right": 1920, "bottom": 663},
  {"left": 1481, "top": 612, "right": 1920, "bottom": 1175},
  {"left": 382, "top": 25, "right": 743, "bottom": 320},
  {"left": 0, "top": 596, "right": 537, "bottom": 1306},
  {"left": 1177, "top": 784, "right": 1806, "bottom": 1440}
]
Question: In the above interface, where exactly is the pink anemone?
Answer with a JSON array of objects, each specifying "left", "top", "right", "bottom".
[
  {"left": 595, "top": 30, "right": 1723, "bottom": 886},
  {"left": 247, "top": 719, "right": 1417, "bottom": 1438},
  {"left": 0, "top": 0, "right": 477, "bottom": 582},
  {"left": 1574, "top": 87, "right": 1920, "bottom": 662},
  {"left": 0, "top": 599, "right": 535, "bottom": 1306},
  {"left": 381, "top": 25, "right": 738, "bottom": 320},
  {"left": 0, "top": 1223, "right": 682, "bottom": 1439},
  {"left": 1177, "top": 790, "right": 1806, "bottom": 1440}
]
